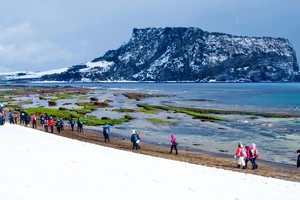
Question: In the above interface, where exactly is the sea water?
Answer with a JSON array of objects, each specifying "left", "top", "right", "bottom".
[{"left": 7, "top": 82, "right": 300, "bottom": 166}]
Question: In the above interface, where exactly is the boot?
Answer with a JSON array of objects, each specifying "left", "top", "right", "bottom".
[
  {"left": 237, "top": 164, "right": 241, "bottom": 168},
  {"left": 242, "top": 166, "right": 246, "bottom": 169}
]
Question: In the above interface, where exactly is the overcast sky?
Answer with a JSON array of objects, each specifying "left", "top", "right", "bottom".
[{"left": 0, "top": 0, "right": 299, "bottom": 72}]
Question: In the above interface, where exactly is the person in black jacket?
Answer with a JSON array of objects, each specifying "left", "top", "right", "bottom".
[{"left": 297, "top": 150, "right": 300, "bottom": 170}]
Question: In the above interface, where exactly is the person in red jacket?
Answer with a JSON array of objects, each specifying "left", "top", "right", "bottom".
[
  {"left": 48, "top": 117, "right": 55, "bottom": 133},
  {"left": 234, "top": 142, "right": 246, "bottom": 169}
]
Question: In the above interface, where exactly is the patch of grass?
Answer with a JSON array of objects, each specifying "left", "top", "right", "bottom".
[
  {"left": 82, "top": 115, "right": 135, "bottom": 126},
  {"left": 5, "top": 101, "right": 33, "bottom": 110},
  {"left": 49, "top": 93, "right": 76, "bottom": 102},
  {"left": 178, "top": 110, "right": 226, "bottom": 121},
  {"left": 0, "top": 97, "right": 12, "bottom": 102},
  {"left": 138, "top": 104, "right": 226, "bottom": 121},
  {"left": 112, "top": 108, "right": 136, "bottom": 113},
  {"left": 24, "top": 107, "right": 82, "bottom": 120},
  {"left": 76, "top": 101, "right": 110, "bottom": 110},
  {"left": 123, "top": 93, "right": 169, "bottom": 100},
  {"left": 70, "top": 108, "right": 91, "bottom": 115},
  {"left": 136, "top": 108, "right": 156, "bottom": 114},
  {"left": 77, "top": 95, "right": 89, "bottom": 100},
  {"left": 138, "top": 104, "right": 300, "bottom": 119},
  {"left": 145, "top": 118, "right": 176, "bottom": 125}
]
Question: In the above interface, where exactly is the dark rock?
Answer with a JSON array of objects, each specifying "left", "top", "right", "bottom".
[
  {"left": 48, "top": 101, "right": 57, "bottom": 106},
  {"left": 90, "top": 97, "right": 98, "bottom": 101}
]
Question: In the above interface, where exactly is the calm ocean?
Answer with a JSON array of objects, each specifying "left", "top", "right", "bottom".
[{"left": 13, "top": 82, "right": 300, "bottom": 166}]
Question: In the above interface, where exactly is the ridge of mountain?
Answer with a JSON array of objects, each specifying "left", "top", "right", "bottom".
[{"left": 3, "top": 27, "right": 300, "bottom": 82}]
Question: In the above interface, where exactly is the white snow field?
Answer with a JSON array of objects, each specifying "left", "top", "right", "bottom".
[{"left": 0, "top": 124, "right": 299, "bottom": 200}]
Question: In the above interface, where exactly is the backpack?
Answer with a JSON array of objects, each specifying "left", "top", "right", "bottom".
[
  {"left": 137, "top": 133, "right": 142, "bottom": 139},
  {"left": 250, "top": 149, "right": 256, "bottom": 157},
  {"left": 71, "top": 119, "right": 75, "bottom": 125},
  {"left": 103, "top": 126, "right": 108, "bottom": 135},
  {"left": 174, "top": 139, "right": 178, "bottom": 146}
]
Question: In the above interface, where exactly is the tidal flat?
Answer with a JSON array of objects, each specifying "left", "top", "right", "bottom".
[{"left": 1, "top": 85, "right": 300, "bottom": 166}]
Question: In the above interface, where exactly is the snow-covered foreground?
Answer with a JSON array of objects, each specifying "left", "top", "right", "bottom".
[{"left": 0, "top": 124, "right": 299, "bottom": 200}]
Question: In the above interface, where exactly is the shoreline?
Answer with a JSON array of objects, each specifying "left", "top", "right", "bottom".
[
  {"left": 11, "top": 122, "right": 300, "bottom": 183},
  {"left": 111, "top": 131, "right": 296, "bottom": 169}
]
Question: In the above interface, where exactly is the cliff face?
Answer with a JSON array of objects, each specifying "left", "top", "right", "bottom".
[{"left": 41, "top": 27, "right": 299, "bottom": 82}]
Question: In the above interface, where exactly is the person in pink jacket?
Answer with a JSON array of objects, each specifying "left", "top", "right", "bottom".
[
  {"left": 170, "top": 134, "right": 178, "bottom": 155},
  {"left": 31, "top": 114, "right": 37, "bottom": 129},
  {"left": 247, "top": 143, "right": 259, "bottom": 170},
  {"left": 234, "top": 142, "right": 246, "bottom": 169}
]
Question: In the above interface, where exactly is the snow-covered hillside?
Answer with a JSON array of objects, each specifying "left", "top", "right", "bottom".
[{"left": 0, "top": 124, "right": 300, "bottom": 200}]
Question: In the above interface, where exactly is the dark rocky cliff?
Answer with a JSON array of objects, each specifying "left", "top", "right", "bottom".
[{"left": 41, "top": 27, "right": 299, "bottom": 82}]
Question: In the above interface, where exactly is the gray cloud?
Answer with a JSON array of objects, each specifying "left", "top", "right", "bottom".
[{"left": 0, "top": 0, "right": 299, "bottom": 72}]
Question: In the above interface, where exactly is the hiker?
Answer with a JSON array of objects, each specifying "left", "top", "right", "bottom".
[
  {"left": 13, "top": 112, "right": 18, "bottom": 124},
  {"left": 247, "top": 143, "right": 260, "bottom": 170},
  {"left": 244, "top": 144, "right": 250, "bottom": 169},
  {"left": 20, "top": 111, "right": 25, "bottom": 124},
  {"left": 39, "top": 113, "right": 44, "bottom": 125},
  {"left": 69, "top": 118, "right": 75, "bottom": 131},
  {"left": 49, "top": 117, "right": 55, "bottom": 133},
  {"left": 77, "top": 117, "right": 83, "bottom": 132},
  {"left": 8, "top": 110, "right": 14, "bottom": 124},
  {"left": 31, "top": 113, "right": 37, "bottom": 128},
  {"left": 56, "top": 119, "right": 63, "bottom": 134},
  {"left": 25, "top": 112, "right": 30, "bottom": 127},
  {"left": 0, "top": 112, "right": 3, "bottom": 125},
  {"left": 103, "top": 122, "right": 111, "bottom": 142},
  {"left": 234, "top": 142, "right": 246, "bottom": 169},
  {"left": 131, "top": 130, "right": 140, "bottom": 150},
  {"left": 59, "top": 118, "right": 64, "bottom": 131},
  {"left": 40, "top": 113, "right": 45, "bottom": 126},
  {"left": 44, "top": 116, "right": 49, "bottom": 132},
  {"left": 170, "top": 134, "right": 178, "bottom": 155},
  {"left": 297, "top": 150, "right": 300, "bottom": 170},
  {"left": 136, "top": 130, "right": 142, "bottom": 148}
]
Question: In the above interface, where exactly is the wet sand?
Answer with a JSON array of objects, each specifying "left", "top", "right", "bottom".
[{"left": 15, "top": 122, "right": 300, "bottom": 183}]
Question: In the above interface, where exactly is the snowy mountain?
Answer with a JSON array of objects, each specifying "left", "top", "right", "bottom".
[{"left": 2, "top": 27, "right": 300, "bottom": 82}]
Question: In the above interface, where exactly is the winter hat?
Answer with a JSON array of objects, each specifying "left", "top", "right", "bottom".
[
  {"left": 238, "top": 142, "right": 242, "bottom": 146},
  {"left": 245, "top": 144, "right": 250, "bottom": 148},
  {"left": 132, "top": 130, "right": 136, "bottom": 134}
]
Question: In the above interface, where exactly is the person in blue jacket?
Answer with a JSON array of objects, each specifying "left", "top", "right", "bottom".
[
  {"left": 103, "top": 122, "right": 111, "bottom": 142},
  {"left": 131, "top": 130, "right": 140, "bottom": 150}
]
